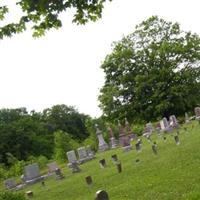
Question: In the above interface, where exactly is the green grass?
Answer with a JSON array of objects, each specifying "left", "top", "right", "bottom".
[{"left": 2, "top": 121, "right": 200, "bottom": 199}]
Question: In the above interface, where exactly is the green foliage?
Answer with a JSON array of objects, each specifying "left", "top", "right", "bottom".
[
  {"left": 0, "top": 191, "right": 26, "bottom": 200},
  {"left": 54, "top": 130, "right": 79, "bottom": 163},
  {"left": 0, "top": 105, "right": 88, "bottom": 165},
  {"left": 0, "top": 0, "right": 112, "bottom": 38},
  {"left": 99, "top": 16, "right": 200, "bottom": 122}
]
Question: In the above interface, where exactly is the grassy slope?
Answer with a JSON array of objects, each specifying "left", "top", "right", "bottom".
[{"left": 3, "top": 121, "right": 200, "bottom": 199}]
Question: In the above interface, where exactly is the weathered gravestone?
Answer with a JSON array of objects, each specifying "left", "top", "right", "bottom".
[
  {"left": 111, "top": 154, "right": 118, "bottom": 164},
  {"left": 85, "top": 176, "right": 93, "bottom": 186},
  {"left": 99, "top": 159, "right": 107, "bottom": 168},
  {"left": 24, "top": 163, "right": 42, "bottom": 184},
  {"left": 195, "top": 107, "right": 200, "bottom": 124},
  {"left": 116, "top": 162, "right": 122, "bottom": 173},
  {"left": 160, "top": 118, "right": 172, "bottom": 132},
  {"left": 70, "top": 162, "right": 81, "bottom": 173},
  {"left": 95, "top": 124, "right": 109, "bottom": 152},
  {"left": 86, "top": 145, "right": 95, "bottom": 159},
  {"left": 26, "top": 191, "right": 33, "bottom": 198},
  {"left": 55, "top": 168, "right": 64, "bottom": 180},
  {"left": 66, "top": 150, "right": 78, "bottom": 164},
  {"left": 118, "top": 120, "right": 132, "bottom": 152},
  {"left": 169, "top": 115, "right": 179, "bottom": 129},
  {"left": 95, "top": 190, "right": 109, "bottom": 200},
  {"left": 47, "top": 162, "right": 59, "bottom": 174},
  {"left": 143, "top": 122, "right": 154, "bottom": 137},
  {"left": 107, "top": 124, "right": 117, "bottom": 149},
  {"left": 135, "top": 139, "right": 142, "bottom": 152},
  {"left": 4, "top": 178, "right": 17, "bottom": 189},
  {"left": 152, "top": 142, "right": 157, "bottom": 155},
  {"left": 77, "top": 146, "right": 92, "bottom": 163},
  {"left": 174, "top": 135, "right": 180, "bottom": 145},
  {"left": 185, "top": 112, "right": 190, "bottom": 124}
]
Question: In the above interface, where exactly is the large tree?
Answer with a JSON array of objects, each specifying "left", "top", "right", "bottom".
[
  {"left": 0, "top": 0, "right": 112, "bottom": 38},
  {"left": 99, "top": 16, "right": 200, "bottom": 122}
]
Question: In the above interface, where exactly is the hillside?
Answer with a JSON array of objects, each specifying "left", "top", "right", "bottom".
[{"left": 2, "top": 121, "right": 200, "bottom": 200}]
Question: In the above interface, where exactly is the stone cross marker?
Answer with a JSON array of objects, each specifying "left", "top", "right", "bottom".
[
  {"left": 24, "top": 163, "right": 40, "bottom": 181},
  {"left": 4, "top": 178, "right": 17, "bottom": 189},
  {"left": 95, "top": 190, "right": 109, "bottom": 200}
]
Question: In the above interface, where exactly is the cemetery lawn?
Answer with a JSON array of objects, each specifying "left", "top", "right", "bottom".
[{"left": 3, "top": 122, "right": 200, "bottom": 199}]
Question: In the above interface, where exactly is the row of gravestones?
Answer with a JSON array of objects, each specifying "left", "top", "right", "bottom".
[
  {"left": 66, "top": 145, "right": 95, "bottom": 172},
  {"left": 4, "top": 146, "right": 95, "bottom": 190}
]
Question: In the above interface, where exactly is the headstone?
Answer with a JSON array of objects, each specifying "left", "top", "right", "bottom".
[
  {"left": 118, "top": 120, "right": 132, "bottom": 152},
  {"left": 95, "top": 124, "right": 109, "bottom": 152},
  {"left": 169, "top": 115, "right": 179, "bottom": 129},
  {"left": 125, "top": 118, "right": 136, "bottom": 140},
  {"left": 143, "top": 122, "right": 154, "bottom": 137},
  {"left": 107, "top": 124, "right": 117, "bottom": 149},
  {"left": 41, "top": 181, "right": 45, "bottom": 187},
  {"left": 195, "top": 107, "right": 200, "bottom": 123},
  {"left": 77, "top": 146, "right": 89, "bottom": 163},
  {"left": 69, "top": 162, "right": 81, "bottom": 173},
  {"left": 47, "top": 162, "right": 59, "bottom": 174},
  {"left": 99, "top": 159, "right": 106, "bottom": 168},
  {"left": 26, "top": 191, "right": 33, "bottom": 198},
  {"left": 85, "top": 176, "right": 93, "bottom": 186},
  {"left": 95, "top": 190, "right": 109, "bottom": 200},
  {"left": 55, "top": 168, "right": 64, "bottom": 180},
  {"left": 152, "top": 142, "right": 157, "bottom": 155},
  {"left": 135, "top": 139, "right": 142, "bottom": 152},
  {"left": 116, "top": 162, "right": 122, "bottom": 173},
  {"left": 4, "top": 178, "right": 17, "bottom": 189},
  {"left": 160, "top": 118, "right": 172, "bottom": 132},
  {"left": 66, "top": 150, "right": 78, "bottom": 164},
  {"left": 86, "top": 145, "right": 95, "bottom": 159},
  {"left": 185, "top": 113, "right": 190, "bottom": 124},
  {"left": 24, "top": 163, "right": 40, "bottom": 181},
  {"left": 111, "top": 154, "right": 118, "bottom": 164},
  {"left": 174, "top": 135, "right": 180, "bottom": 145}
]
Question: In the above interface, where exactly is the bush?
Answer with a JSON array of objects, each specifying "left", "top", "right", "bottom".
[{"left": 0, "top": 191, "right": 26, "bottom": 200}]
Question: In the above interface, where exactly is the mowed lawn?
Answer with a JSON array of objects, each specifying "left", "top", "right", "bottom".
[{"left": 3, "top": 121, "right": 200, "bottom": 200}]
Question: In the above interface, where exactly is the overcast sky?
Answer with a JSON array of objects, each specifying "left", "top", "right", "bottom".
[{"left": 0, "top": 0, "right": 199, "bottom": 117}]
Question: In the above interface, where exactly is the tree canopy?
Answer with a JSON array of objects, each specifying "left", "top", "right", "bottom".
[
  {"left": 99, "top": 16, "right": 200, "bottom": 122},
  {"left": 0, "top": 0, "right": 112, "bottom": 38}
]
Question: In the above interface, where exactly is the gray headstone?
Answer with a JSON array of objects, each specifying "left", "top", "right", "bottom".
[
  {"left": 47, "top": 162, "right": 59, "bottom": 174},
  {"left": 66, "top": 150, "right": 77, "bottom": 164},
  {"left": 4, "top": 178, "right": 17, "bottom": 189},
  {"left": 77, "top": 147, "right": 88, "bottom": 160},
  {"left": 24, "top": 163, "right": 40, "bottom": 181},
  {"left": 68, "top": 162, "right": 81, "bottom": 173},
  {"left": 95, "top": 190, "right": 109, "bottom": 200}
]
